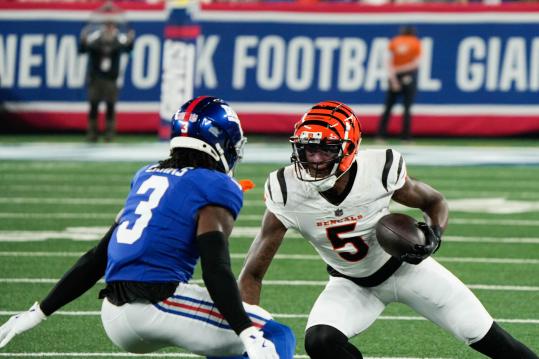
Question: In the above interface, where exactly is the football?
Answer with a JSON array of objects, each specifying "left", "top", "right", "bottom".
[{"left": 375, "top": 213, "right": 426, "bottom": 258}]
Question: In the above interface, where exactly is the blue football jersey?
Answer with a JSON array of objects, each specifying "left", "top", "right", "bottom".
[{"left": 105, "top": 165, "right": 243, "bottom": 284}]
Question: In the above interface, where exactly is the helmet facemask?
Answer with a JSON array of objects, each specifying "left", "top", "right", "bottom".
[
  {"left": 218, "top": 135, "right": 247, "bottom": 176},
  {"left": 290, "top": 101, "right": 362, "bottom": 191},
  {"left": 291, "top": 138, "right": 346, "bottom": 182}
]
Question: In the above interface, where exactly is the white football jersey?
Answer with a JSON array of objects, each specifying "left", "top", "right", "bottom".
[{"left": 265, "top": 149, "right": 407, "bottom": 278}]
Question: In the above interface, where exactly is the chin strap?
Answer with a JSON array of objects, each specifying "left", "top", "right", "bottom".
[
  {"left": 303, "top": 160, "right": 355, "bottom": 192},
  {"left": 307, "top": 175, "right": 337, "bottom": 192}
]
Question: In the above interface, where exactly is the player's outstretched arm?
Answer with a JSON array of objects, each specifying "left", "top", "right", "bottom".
[
  {"left": 39, "top": 220, "right": 118, "bottom": 315},
  {"left": 0, "top": 217, "right": 119, "bottom": 349},
  {"left": 239, "top": 210, "right": 287, "bottom": 305}
]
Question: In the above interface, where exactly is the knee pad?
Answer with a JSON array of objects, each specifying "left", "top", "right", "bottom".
[{"left": 207, "top": 320, "right": 296, "bottom": 359}]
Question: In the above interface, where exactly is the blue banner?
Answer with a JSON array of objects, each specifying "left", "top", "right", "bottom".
[
  {"left": 0, "top": 4, "right": 164, "bottom": 105},
  {"left": 195, "top": 13, "right": 539, "bottom": 105},
  {"left": 2, "top": 3, "right": 539, "bottom": 135}
]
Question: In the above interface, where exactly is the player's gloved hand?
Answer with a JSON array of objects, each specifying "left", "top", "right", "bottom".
[
  {"left": 0, "top": 302, "right": 46, "bottom": 348},
  {"left": 401, "top": 223, "right": 442, "bottom": 265},
  {"left": 239, "top": 326, "right": 279, "bottom": 359}
]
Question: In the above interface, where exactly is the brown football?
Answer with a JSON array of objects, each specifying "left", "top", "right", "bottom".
[{"left": 375, "top": 213, "right": 426, "bottom": 258}]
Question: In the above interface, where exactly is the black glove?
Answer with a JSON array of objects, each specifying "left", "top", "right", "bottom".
[{"left": 401, "top": 223, "right": 442, "bottom": 265}]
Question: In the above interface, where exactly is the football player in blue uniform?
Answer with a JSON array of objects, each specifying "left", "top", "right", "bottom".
[{"left": 0, "top": 96, "right": 295, "bottom": 359}]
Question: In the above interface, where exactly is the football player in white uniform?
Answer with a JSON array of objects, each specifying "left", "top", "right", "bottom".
[{"left": 239, "top": 101, "right": 537, "bottom": 359}]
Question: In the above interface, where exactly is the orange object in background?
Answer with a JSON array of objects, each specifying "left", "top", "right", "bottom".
[
  {"left": 238, "top": 179, "right": 255, "bottom": 192},
  {"left": 389, "top": 34, "right": 421, "bottom": 68}
]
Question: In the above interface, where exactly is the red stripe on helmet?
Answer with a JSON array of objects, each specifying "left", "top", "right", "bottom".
[{"left": 181, "top": 96, "right": 208, "bottom": 136}]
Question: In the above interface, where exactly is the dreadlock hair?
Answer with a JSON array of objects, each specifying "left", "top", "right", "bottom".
[{"left": 157, "top": 148, "right": 223, "bottom": 172}]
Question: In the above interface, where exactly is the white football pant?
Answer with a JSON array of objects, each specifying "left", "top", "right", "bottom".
[
  {"left": 306, "top": 257, "right": 493, "bottom": 344},
  {"left": 101, "top": 282, "right": 272, "bottom": 356}
]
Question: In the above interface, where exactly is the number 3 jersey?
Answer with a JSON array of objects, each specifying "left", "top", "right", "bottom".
[
  {"left": 265, "top": 149, "right": 407, "bottom": 278},
  {"left": 105, "top": 165, "right": 243, "bottom": 284}
]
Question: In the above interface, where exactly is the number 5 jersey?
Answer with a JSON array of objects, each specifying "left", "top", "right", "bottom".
[{"left": 265, "top": 149, "right": 407, "bottom": 278}]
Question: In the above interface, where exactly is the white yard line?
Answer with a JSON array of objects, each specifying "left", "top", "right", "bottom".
[
  {"left": 5, "top": 184, "right": 539, "bottom": 200},
  {"left": 0, "top": 197, "right": 122, "bottom": 205},
  {"left": 0, "top": 310, "right": 536, "bottom": 324},
  {"left": 0, "top": 174, "right": 129, "bottom": 182},
  {"left": 1, "top": 142, "right": 539, "bottom": 166},
  {"left": 435, "top": 257, "right": 539, "bottom": 264},
  {"left": 233, "top": 227, "right": 539, "bottom": 244},
  {"left": 449, "top": 218, "right": 539, "bottom": 226},
  {"left": 2, "top": 184, "right": 126, "bottom": 192},
  {"left": 1, "top": 251, "right": 538, "bottom": 265},
  {"left": 0, "top": 354, "right": 202, "bottom": 358},
  {"left": 0, "top": 213, "right": 114, "bottom": 219},
  {"left": 0, "top": 310, "right": 101, "bottom": 316},
  {"left": 3, "top": 197, "right": 539, "bottom": 215},
  {"left": 1, "top": 278, "right": 537, "bottom": 292},
  {"left": 238, "top": 215, "right": 539, "bottom": 226},
  {"left": 0, "top": 161, "right": 531, "bottom": 180},
  {"left": 3, "top": 176, "right": 539, "bottom": 187},
  {"left": 442, "top": 236, "right": 539, "bottom": 244},
  {"left": 3, "top": 212, "right": 539, "bottom": 227},
  {"left": 1, "top": 226, "right": 539, "bottom": 244},
  {"left": 0, "top": 353, "right": 452, "bottom": 359}
]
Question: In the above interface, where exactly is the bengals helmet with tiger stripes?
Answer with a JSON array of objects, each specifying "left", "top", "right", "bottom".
[{"left": 290, "top": 101, "right": 362, "bottom": 184}]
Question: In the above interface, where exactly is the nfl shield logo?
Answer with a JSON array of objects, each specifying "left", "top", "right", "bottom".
[{"left": 335, "top": 208, "right": 343, "bottom": 217}]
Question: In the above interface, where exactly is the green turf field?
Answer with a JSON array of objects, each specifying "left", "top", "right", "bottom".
[{"left": 0, "top": 160, "right": 538, "bottom": 358}]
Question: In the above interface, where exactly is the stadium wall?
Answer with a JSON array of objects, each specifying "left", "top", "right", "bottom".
[{"left": 1, "top": 2, "right": 539, "bottom": 136}]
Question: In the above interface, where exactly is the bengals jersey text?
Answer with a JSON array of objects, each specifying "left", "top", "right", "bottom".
[{"left": 265, "top": 149, "right": 406, "bottom": 278}]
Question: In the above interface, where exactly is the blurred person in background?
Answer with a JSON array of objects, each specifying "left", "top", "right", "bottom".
[
  {"left": 79, "top": 2, "right": 135, "bottom": 143},
  {"left": 377, "top": 25, "right": 421, "bottom": 142}
]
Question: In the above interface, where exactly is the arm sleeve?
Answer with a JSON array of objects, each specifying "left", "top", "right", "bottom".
[
  {"left": 196, "top": 231, "right": 252, "bottom": 335},
  {"left": 39, "top": 222, "right": 117, "bottom": 316}
]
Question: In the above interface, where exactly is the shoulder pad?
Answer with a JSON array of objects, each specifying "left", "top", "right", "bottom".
[
  {"left": 265, "top": 167, "right": 289, "bottom": 206},
  {"left": 381, "top": 149, "right": 406, "bottom": 192}
]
